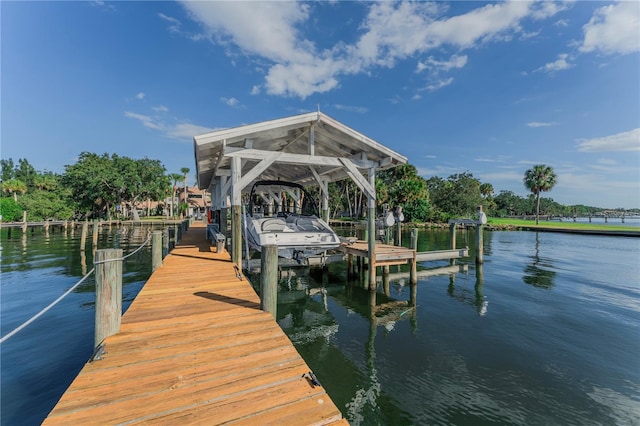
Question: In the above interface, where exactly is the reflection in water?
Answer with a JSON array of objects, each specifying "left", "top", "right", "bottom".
[
  {"left": 447, "top": 265, "right": 487, "bottom": 315},
  {"left": 523, "top": 233, "right": 556, "bottom": 289}
]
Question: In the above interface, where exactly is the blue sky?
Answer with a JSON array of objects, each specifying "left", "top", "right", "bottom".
[{"left": 2, "top": 1, "right": 639, "bottom": 209}]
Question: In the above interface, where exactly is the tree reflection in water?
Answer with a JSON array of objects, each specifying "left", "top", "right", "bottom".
[{"left": 522, "top": 232, "right": 556, "bottom": 289}]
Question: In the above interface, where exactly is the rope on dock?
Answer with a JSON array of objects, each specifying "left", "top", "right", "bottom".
[
  {"left": 92, "top": 233, "right": 152, "bottom": 265},
  {"left": 0, "top": 234, "right": 153, "bottom": 345},
  {"left": 0, "top": 268, "right": 96, "bottom": 344}
]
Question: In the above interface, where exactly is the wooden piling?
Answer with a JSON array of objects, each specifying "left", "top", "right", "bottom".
[
  {"left": 260, "top": 245, "right": 278, "bottom": 319},
  {"left": 476, "top": 224, "right": 484, "bottom": 264},
  {"left": 92, "top": 221, "right": 99, "bottom": 247},
  {"left": 94, "top": 248, "right": 123, "bottom": 348},
  {"left": 151, "top": 231, "right": 163, "bottom": 271},
  {"left": 22, "top": 211, "right": 27, "bottom": 232},
  {"left": 449, "top": 224, "right": 456, "bottom": 249},
  {"left": 80, "top": 221, "right": 89, "bottom": 249},
  {"left": 410, "top": 228, "right": 418, "bottom": 285}
]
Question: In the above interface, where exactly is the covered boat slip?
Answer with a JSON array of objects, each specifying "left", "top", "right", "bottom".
[
  {"left": 44, "top": 223, "right": 348, "bottom": 425},
  {"left": 194, "top": 111, "right": 407, "bottom": 288}
]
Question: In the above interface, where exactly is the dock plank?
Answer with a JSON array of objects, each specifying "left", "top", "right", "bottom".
[{"left": 43, "top": 222, "right": 346, "bottom": 425}]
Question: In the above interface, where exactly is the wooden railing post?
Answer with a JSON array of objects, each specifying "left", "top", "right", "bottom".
[
  {"left": 168, "top": 227, "right": 175, "bottom": 250},
  {"left": 260, "top": 245, "right": 278, "bottom": 318},
  {"left": 151, "top": 231, "right": 163, "bottom": 271},
  {"left": 95, "top": 248, "right": 123, "bottom": 349}
]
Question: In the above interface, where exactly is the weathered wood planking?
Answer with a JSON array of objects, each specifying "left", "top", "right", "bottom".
[{"left": 44, "top": 222, "right": 347, "bottom": 425}]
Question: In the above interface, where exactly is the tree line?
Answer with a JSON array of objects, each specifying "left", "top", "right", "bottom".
[
  {"left": 0, "top": 154, "right": 634, "bottom": 223},
  {"left": 0, "top": 154, "right": 191, "bottom": 222}
]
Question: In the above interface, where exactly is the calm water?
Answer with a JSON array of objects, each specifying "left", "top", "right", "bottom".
[{"left": 1, "top": 225, "right": 639, "bottom": 425}]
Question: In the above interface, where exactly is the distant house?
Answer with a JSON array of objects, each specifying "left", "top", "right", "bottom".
[
  {"left": 184, "top": 186, "right": 210, "bottom": 218},
  {"left": 124, "top": 186, "right": 209, "bottom": 219}
]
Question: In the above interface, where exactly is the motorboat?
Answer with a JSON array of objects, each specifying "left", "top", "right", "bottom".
[{"left": 243, "top": 180, "right": 341, "bottom": 261}]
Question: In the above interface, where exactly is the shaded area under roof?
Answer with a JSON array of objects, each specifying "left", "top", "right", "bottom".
[{"left": 193, "top": 112, "right": 407, "bottom": 192}]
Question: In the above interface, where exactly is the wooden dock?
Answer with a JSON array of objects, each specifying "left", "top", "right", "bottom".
[{"left": 43, "top": 222, "right": 347, "bottom": 425}]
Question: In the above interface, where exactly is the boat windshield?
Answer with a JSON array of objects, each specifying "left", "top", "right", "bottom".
[{"left": 248, "top": 181, "right": 319, "bottom": 217}]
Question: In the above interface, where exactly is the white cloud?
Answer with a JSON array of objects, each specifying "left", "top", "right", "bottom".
[
  {"left": 577, "top": 128, "right": 640, "bottom": 152},
  {"left": 221, "top": 97, "right": 241, "bottom": 107},
  {"left": 135, "top": 92, "right": 145, "bottom": 100},
  {"left": 474, "top": 155, "right": 512, "bottom": 163},
  {"left": 167, "top": 123, "right": 215, "bottom": 139},
  {"left": 535, "top": 53, "right": 573, "bottom": 73},
  {"left": 152, "top": 105, "right": 169, "bottom": 113},
  {"left": 125, "top": 110, "right": 213, "bottom": 140},
  {"left": 417, "top": 54, "right": 468, "bottom": 73},
  {"left": 124, "top": 111, "right": 163, "bottom": 130},
  {"left": 554, "top": 19, "right": 569, "bottom": 28},
  {"left": 425, "top": 77, "right": 454, "bottom": 92},
  {"left": 179, "top": 1, "right": 566, "bottom": 99},
  {"left": 158, "top": 12, "right": 182, "bottom": 33},
  {"left": 334, "top": 104, "right": 368, "bottom": 114},
  {"left": 527, "top": 121, "right": 558, "bottom": 128},
  {"left": 580, "top": 2, "right": 640, "bottom": 55}
]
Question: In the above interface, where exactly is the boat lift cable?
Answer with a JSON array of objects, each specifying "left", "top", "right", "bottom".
[{"left": 0, "top": 234, "right": 152, "bottom": 345}]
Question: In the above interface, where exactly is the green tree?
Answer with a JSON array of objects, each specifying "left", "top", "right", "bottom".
[
  {"left": 1, "top": 158, "right": 15, "bottom": 181},
  {"left": 427, "top": 172, "right": 483, "bottom": 219},
  {"left": 15, "top": 159, "right": 37, "bottom": 188},
  {"left": 63, "top": 152, "right": 116, "bottom": 218},
  {"left": 0, "top": 197, "right": 23, "bottom": 221},
  {"left": 1, "top": 178, "right": 27, "bottom": 201},
  {"left": 19, "top": 189, "right": 75, "bottom": 221},
  {"left": 180, "top": 167, "right": 190, "bottom": 218},
  {"left": 523, "top": 164, "right": 557, "bottom": 224},
  {"left": 169, "top": 173, "right": 183, "bottom": 218},
  {"left": 377, "top": 164, "right": 430, "bottom": 222},
  {"left": 63, "top": 152, "right": 168, "bottom": 220}
]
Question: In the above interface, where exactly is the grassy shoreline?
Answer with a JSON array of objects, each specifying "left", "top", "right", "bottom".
[{"left": 486, "top": 217, "right": 639, "bottom": 232}]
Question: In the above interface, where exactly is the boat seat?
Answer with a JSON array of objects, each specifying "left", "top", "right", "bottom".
[{"left": 261, "top": 218, "right": 286, "bottom": 232}]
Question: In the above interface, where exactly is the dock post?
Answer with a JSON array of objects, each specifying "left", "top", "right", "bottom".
[
  {"left": 95, "top": 248, "right": 123, "bottom": 349},
  {"left": 92, "top": 220, "right": 99, "bottom": 247},
  {"left": 260, "top": 245, "right": 278, "bottom": 318},
  {"left": 395, "top": 220, "right": 402, "bottom": 246},
  {"left": 367, "top": 168, "right": 376, "bottom": 291},
  {"left": 449, "top": 224, "right": 456, "bottom": 250},
  {"left": 449, "top": 223, "right": 457, "bottom": 266},
  {"left": 410, "top": 228, "right": 418, "bottom": 285},
  {"left": 22, "top": 211, "right": 27, "bottom": 232},
  {"left": 80, "top": 220, "right": 89, "bottom": 249},
  {"left": 151, "top": 231, "right": 163, "bottom": 271},
  {"left": 475, "top": 224, "right": 484, "bottom": 264}
]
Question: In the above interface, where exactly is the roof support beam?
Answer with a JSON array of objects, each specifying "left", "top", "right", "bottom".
[
  {"left": 224, "top": 147, "right": 342, "bottom": 167},
  {"left": 234, "top": 152, "right": 281, "bottom": 194},
  {"left": 339, "top": 158, "right": 375, "bottom": 200}
]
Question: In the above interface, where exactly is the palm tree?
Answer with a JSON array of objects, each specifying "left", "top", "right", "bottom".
[
  {"left": 1, "top": 178, "right": 27, "bottom": 202},
  {"left": 170, "top": 173, "right": 183, "bottom": 218},
  {"left": 523, "top": 164, "right": 557, "bottom": 224},
  {"left": 180, "top": 167, "right": 190, "bottom": 218}
]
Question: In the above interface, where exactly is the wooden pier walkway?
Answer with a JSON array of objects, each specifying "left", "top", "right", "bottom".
[{"left": 44, "top": 222, "right": 347, "bottom": 425}]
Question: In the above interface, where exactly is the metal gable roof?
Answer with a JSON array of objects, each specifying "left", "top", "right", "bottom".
[{"left": 193, "top": 111, "right": 407, "bottom": 191}]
